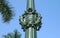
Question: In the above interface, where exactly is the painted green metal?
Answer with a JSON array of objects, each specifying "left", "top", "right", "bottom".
[
  {"left": 25, "top": 27, "right": 37, "bottom": 38},
  {"left": 19, "top": 10, "right": 42, "bottom": 31},
  {"left": 27, "top": 0, "right": 35, "bottom": 10},
  {"left": 19, "top": 0, "right": 42, "bottom": 38}
]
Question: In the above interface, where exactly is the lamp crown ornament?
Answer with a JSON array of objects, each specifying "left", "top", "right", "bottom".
[{"left": 19, "top": 9, "right": 42, "bottom": 31}]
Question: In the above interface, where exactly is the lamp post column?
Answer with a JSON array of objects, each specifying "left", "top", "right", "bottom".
[
  {"left": 25, "top": 27, "right": 37, "bottom": 38},
  {"left": 19, "top": 0, "right": 42, "bottom": 38}
]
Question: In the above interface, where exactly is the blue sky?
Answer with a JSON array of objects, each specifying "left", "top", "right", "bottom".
[{"left": 0, "top": 0, "right": 60, "bottom": 38}]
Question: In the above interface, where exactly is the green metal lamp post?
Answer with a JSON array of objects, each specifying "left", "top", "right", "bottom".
[{"left": 19, "top": 0, "right": 42, "bottom": 38}]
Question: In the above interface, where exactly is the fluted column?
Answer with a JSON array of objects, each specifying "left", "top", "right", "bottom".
[
  {"left": 27, "top": 0, "right": 35, "bottom": 10},
  {"left": 25, "top": 27, "right": 37, "bottom": 38}
]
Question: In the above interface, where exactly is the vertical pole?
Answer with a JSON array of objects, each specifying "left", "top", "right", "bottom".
[
  {"left": 27, "top": 0, "right": 35, "bottom": 10},
  {"left": 19, "top": 0, "right": 42, "bottom": 38},
  {"left": 25, "top": 27, "right": 37, "bottom": 38}
]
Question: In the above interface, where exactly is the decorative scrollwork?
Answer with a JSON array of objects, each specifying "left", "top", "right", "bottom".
[{"left": 19, "top": 9, "right": 42, "bottom": 31}]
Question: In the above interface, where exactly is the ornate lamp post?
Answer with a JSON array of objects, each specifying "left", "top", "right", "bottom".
[{"left": 19, "top": 0, "right": 42, "bottom": 38}]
